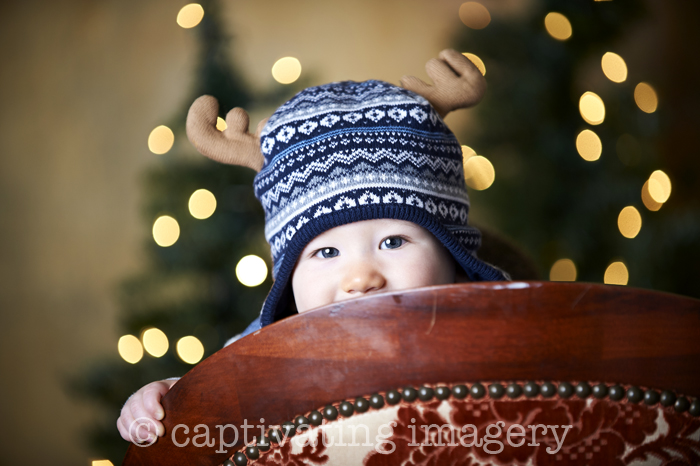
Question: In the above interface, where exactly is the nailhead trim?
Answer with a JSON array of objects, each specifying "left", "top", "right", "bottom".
[{"left": 223, "top": 381, "right": 700, "bottom": 465}]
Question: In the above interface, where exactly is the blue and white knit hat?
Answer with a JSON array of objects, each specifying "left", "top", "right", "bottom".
[{"left": 253, "top": 80, "right": 507, "bottom": 325}]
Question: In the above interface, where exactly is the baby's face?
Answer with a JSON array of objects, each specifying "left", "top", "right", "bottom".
[{"left": 291, "top": 219, "right": 456, "bottom": 313}]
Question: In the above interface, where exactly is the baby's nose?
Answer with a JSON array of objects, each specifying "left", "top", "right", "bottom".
[{"left": 340, "top": 261, "right": 386, "bottom": 295}]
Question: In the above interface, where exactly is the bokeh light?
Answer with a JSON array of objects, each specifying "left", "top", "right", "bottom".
[
  {"left": 601, "top": 52, "right": 627, "bottom": 83},
  {"left": 142, "top": 328, "right": 169, "bottom": 358},
  {"left": 576, "top": 129, "right": 602, "bottom": 161},
  {"left": 462, "top": 53, "right": 486, "bottom": 76},
  {"left": 147, "top": 125, "right": 174, "bottom": 154},
  {"left": 461, "top": 145, "right": 476, "bottom": 162},
  {"left": 152, "top": 215, "right": 180, "bottom": 247},
  {"left": 272, "top": 57, "right": 302, "bottom": 84},
  {"left": 118, "top": 335, "right": 143, "bottom": 364},
  {"left": 464, "top": 155, "right": 495, "bottom": 190},
  {"left": 641, "top": 181, "right": 663, "bottom": 212},
  {"left": 604, "top": 261, "right": 629, "bottom": 286},
  {"left": 92, "top": 461, "right": 114, "bottom": 466},
  {"left": 177, "top": 336, "right": 204, "bottom": 364},
  {"left": 544, "top": 12, "right": 572, "bottom": 41},
  {"left": 634, "top": 82, "right": 658, "bottom": 113},
  {"left": 618, "top": 206, "right": 642, "bottom": 239},
  {"left": 188, "top": 189, "right": 217, "bottom": 219},
  {"left": 648, "top": 170, "right": 671, "bottom": 203},
  {"left": 549, "top": 259, "right": 577, "bottom": 282},
  {"left": 458, "top": 2, "right": 491, "bottom": 30},
  {"left": 236, "top": 255, "right": 268, "bottom": 287},
  {"left": 647, "top": 179, "right": 664, "bottom": 203},
  {"left": 216, "top": 116, "right": 227, "bottom": 131},
  {"left": 176, "top": 4, "right": 204, "bottom": 29},
  {"left": 579, "top": 92, "right": 605, "bottom": 125}
]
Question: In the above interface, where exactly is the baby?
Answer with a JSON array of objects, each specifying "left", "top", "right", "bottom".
[{"left": 117, "top": 50, "right": 508, "bottom": 444}]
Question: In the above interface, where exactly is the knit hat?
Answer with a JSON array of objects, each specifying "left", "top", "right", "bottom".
[{"left": 186, "top": 51, "right": 508, "bottom": 328}]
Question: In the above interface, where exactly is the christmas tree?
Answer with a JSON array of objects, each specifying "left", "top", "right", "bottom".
[
  {"left": 453, "top": 0, "right": 699, "bottom": 297},
  {"left": 70, "top": 1, "right": 306, "bottom": 462}
]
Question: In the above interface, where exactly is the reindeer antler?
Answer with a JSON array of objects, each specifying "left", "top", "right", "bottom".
[
  {"left": 186, "top": 95, "right": 267, "bottom": 172},
  {"left": 400, "top": 49, "right": 486, "bottom": 118}
]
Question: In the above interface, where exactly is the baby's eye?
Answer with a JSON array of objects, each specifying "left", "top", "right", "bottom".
[
  {"left": 380, "top": 236, "right": 405, "bottom": 250},
  {"left": 315, "top": 247, "right": 339, "bottom": 258}
]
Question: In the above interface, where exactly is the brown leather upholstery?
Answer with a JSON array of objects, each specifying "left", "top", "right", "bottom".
[{"left": 122, "top": 282, "right": 700, "bottom": 466}]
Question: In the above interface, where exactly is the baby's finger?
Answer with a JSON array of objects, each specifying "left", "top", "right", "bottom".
[
  {"left": 119, "top": 406, "right": 140, "bottom": 442},
  {"left": 118, "top": 410, "right": 156, "bottom": 444},
  {"left": 129, "top": 401, "right": 164, "bottom": 439},
  {"left": 117, "top": 416, "right": 131, "bottom": 442},
  {"left": 142, "top": 383, "right": 170, "bottom": 420},
  {"left": 133, "top": 417, "right": 162, "bottom": 444},
  {"left": 119, "top": 402, "right": 136, "bottom": 435},
  {"left": 124, "top": 409, "right": 159, "bottom": 444}
]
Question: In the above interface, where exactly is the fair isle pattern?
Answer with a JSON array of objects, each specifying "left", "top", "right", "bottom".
[
  {"left": 267, "top": 189, "right": 477, "bottom": 279},
  {"left": 262, "top": 160, "right": 470, "bottom": 241},
  {"left": 253, "top": 80, "right": 507, "bottom": 325},
  {"left": 258, "top": 146, "right": 465, "bottom": 219},
  {"left": 255, "top": 81, "right": 469, "bottom": 270},
  {"left": 260, "top": 80, "right": 432, "bottom": 141}
]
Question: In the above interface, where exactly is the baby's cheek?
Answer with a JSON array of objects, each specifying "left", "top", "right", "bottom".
[
  {"left": 292, "top": 269, "right": 335, "bottom": 312},
  {"left": 416, "top": 251, "right": 457, "bottom": 286},
  {"left": 394, "top": 254, "right": 454, "bottom": 288}
]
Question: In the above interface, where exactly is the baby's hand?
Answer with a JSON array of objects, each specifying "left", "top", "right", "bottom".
[{"left": 117, "top": 379, "right": 178, "bottom": 444}]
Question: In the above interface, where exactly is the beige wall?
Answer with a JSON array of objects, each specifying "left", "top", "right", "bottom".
[
  {"left": 0, "top": 2, "right": 195, "bottom": 464},
  {"left": 0, "top": 1, "right": 482, "bottom": 464}
]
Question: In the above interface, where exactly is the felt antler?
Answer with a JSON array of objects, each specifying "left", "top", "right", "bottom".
[
  {"left": 186, "top": 95, "right": 267, "bottom": 172},
  {"left": 400, "top": 49, "right": 486, "bottom": 118}
]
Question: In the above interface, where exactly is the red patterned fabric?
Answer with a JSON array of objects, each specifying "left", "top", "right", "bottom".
[
  {"left": 228, "top": 384, "right": 700, "bottom": 466},
  {"left": 364, "top": 398, "right": 699, "bottom": 465},
  {"left": 255, "top": 431, "right": 329, "bottom": 466}
]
